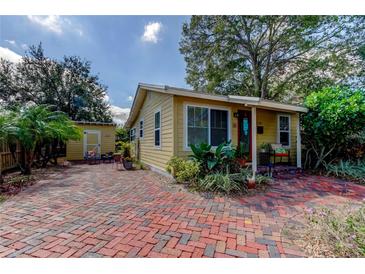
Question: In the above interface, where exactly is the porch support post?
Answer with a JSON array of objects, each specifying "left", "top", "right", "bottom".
[
  {"left": 251, "top": 106, "right": 257, "bottom": 176},
  {"left": 296, "top": 114, "right": 302, "bottom": 168}
]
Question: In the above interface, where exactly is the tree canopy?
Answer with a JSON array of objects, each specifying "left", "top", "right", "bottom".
[
  {"left": 180, "top": 16, "right": 365, "bottom": 101},
  {"left": 0, "top": 43, "right": 112, "bottom": 122}
]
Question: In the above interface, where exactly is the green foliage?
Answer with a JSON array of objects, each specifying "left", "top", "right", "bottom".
[
  {"left": 235, "top": 142, "right": 247, "bottom": 158},
  {"left": 255, "top": 174, "right": 273, "bottom": 186},
  {"left": 304, "top": 205, "right": 365, "bottom": 257},
  {"left": 166, "top": 157, "right": 200, "bottom": 183},
  {"left": 0, "top": 43, "right": 112, "bottom": 122},
  {"left": 0, "top": 110, "right": 17, "bottom": 144},
  {"left": 259, "top": 143, "right": 270, "bottom": 151},
  {"left": 302, "top": 87, "right": 365, "bottom": 169},
  {"left": 115, "top": 127, "right": 129, "bottom": 142},
  {"left": 116, "top": 141, "right": 132, "bottom": 159},
  {"left": 0, "top": 105, "right": 81, "bottom": 174},
  {"left": 303, "top": 87, "right": 365, "bottom": 144},
  {"left": 0, "top": 194, "right": 5, "bottom": 203},
  {"left": 197, "top": 172, "right": 243, "bottom": 194},
  {"left": 15, "top": 105, "right": 81, "bottom": 151},
  {"left": 189, "top": 141, "right": 236, "bottom": 174},
  {"left": 325, "top": 160, "right": 365, "bottom": 184},
  {"left": 180, "top": 16, "right": 365, "bottom": 100}
]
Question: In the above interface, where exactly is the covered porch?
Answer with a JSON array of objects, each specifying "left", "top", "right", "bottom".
[{"left": 230, "top": 100, "right": 305, "bottom": 177}]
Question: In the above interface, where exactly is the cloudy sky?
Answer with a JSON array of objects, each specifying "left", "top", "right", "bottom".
[{"left": 0, "top": 16, "right": 190, "bottom": 123}]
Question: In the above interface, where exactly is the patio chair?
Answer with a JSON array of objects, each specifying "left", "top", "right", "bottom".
[
  {"left": 269, "top": 143, "right": 290, "bottom": 166},
  {"left": 101, "top": 152, "right": 114, "bottom": 163},
  {"left": 84, "top": 148, "right": 101, "bottom": 165}
]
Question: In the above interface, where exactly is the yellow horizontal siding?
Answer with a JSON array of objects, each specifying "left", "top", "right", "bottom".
[
  {"left": 131, "top": 91, "right": 174, "bottom": 170},
  {"left": 66, "top": 124, "right": 116, "bottom": 160}
]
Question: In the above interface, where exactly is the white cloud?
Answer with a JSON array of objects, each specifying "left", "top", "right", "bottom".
[
  {"left": 27, "top": 15, "right": 83, "bottom": 36},
  {"left": 27, "top": 15, "right": 63, "bottom": 34},
  {"left": 104, "top": 94, "right": 110, "bottom": 103},
  {"left": 127, "top": 96, "right": 133, "bottom": 101},
  {"left": 141, "top": 22, "right": 163, "bottom": 43},
  {"left": 110, "top": 105, "right": 130, "bottom": 126},
  {"left": 5, "top": 40, "right": 16, "bottom": 46},
  {"left": 0, "top": 47, "right": 22, "bottom": 63}
]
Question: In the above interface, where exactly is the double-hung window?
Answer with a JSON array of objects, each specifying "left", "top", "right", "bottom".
[
  {"left": 278, "top": 115, "right": 290, "bottom": 147},
  {"left": 139, "top": 119, "right": 144, "bottom": 138},
  {"left": 130, "top": 128, "right": 136, "bottom": 142},
  {"left": 154, "top": 110, "right": 161, "bottom": 147},
  {"left": 186, "top": 105, "right": 229, "bottom": 148}
]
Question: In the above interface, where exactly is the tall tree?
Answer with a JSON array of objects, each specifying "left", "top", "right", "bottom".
[
  {"left": 180, "top": 16, "right": 365, "bottom": 101},
  {"left": 0, "top": 43, "right": 112, "bottom": 122}
]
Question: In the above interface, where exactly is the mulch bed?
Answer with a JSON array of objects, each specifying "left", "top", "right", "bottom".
[{"left": 0, "top": 166, "right": 66, "bottom": 200}]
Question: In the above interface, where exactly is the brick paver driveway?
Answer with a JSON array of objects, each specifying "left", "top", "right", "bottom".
[{"left": 1, "top": 164, "right": 364, "bottom": 258}]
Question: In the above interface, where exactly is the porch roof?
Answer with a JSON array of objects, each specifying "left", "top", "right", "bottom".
[{"left": 125, "top": 83, "right": 308, "bottom": 128}]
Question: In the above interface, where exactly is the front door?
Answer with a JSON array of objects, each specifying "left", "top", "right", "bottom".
[
  {"left": 237, "top": 110, "right": 251, "bottom": 160},
  {"left": 83, "top": 130, "right": 101, "bottom": 156}
]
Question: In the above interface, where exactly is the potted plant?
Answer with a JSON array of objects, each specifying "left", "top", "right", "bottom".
[
  {"left": 122, "top": 143, "right": 134, "bottom": 170},
  {"left": 247, "top": 175, "right": 256, "bottom": 189},
  {"left": 235, "top": 142, "right": 247, "bottom": 167},
  {"left": 123, "top": 157, "right": 134, "bottom": 170},
  {"left": 260, "top": 143, "right": 269, "bottom": 153}
]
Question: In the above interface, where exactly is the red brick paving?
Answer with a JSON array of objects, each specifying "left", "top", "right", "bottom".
[{"left": 0, "top": 164, "right": 364, "bottom": 258}]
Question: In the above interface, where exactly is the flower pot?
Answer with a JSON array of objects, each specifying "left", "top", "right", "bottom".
[
  {"left": 237, "top": 158, "right": 247, "bottom": 167},
  {"left": 124, "top": 160, "right": 133, "bottom": 170},
  {"left": 247, "top": 178, "right": 256, "bottom": 189}
]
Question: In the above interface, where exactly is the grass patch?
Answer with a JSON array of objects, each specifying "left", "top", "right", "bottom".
[{"left": 287, "top": 204, "right": 365, "bottom": 257}]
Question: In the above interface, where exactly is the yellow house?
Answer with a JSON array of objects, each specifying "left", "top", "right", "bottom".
[
  {"left": 125, "top": 83, "right": 308, "bottom": 174},
  {"left": 66, "top": 121, "right": 116, "bottom": 161}
]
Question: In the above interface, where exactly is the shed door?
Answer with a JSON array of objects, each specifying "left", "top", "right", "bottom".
[{"left": 83, "top": 130, "right": 101, "bottom": 156}]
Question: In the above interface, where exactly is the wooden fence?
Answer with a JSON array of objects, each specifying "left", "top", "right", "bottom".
[{"left": 0, "top": 141, "right": 22, "bottom": 173}]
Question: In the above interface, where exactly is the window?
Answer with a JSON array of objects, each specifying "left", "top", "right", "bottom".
[
  {"left": 186, "top": 105, "right": 229, "bottom": 148},
  {"left": 130, "top": 128, "right": 136, "bottom": 141},
  {"left": 154, "top": 110, "right": 161, "bottom": 147},
  {"left": 210, "top": 109, "right": 228, "bottom": 146},
  {"left": 187, "top": 106, "right": 208, "bottom": 146},
  {"left": 139, "top": 119, "right": 144, "bottom": 138},
  {"left": 278, "top": 115, "right": 290, "bottom": 147}
]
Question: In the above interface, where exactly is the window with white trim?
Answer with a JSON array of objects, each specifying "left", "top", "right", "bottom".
[
  {"left": 154, "top": 110, "right": 161, "bottom": 147},
  {"left": 139, "top": 119, "right": 144, "bottom": 138},
  {"left": 130, "top": 128, "right": 136, "bottom": 142},
  {"left": 278, "top": 115, "right": 290, "bottom": 147},
  {"left": 186, "top": 105, "right": 229, "bottom": 147}
]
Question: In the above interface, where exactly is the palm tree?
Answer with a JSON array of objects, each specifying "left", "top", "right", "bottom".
[
  {"left": 0, "top": 105, "right": 81, "bottom": 175},
  {"left": 16, "top": 105, "right": 82, "bottom": 174}
]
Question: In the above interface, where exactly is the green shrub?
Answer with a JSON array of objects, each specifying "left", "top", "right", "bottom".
[
  {"left": 0, "top": 194, "right": 6, "bottom": 203},
  {"left": 302, "top": 87, "right": 365, "bottom": 169},
  {"left": 325, "top": 159, "right": 365, "bottom": 184},
  {"left": 189, "top": 141, "right": 236, "bottom": 174},
  {"left": 116, "top": 141, "right": 133, "bottom": 160},
  {"left": 255, "top": 174, "right": 273, "bottom": 186},
  {"left": 197, "top": 172, "right": 243, "bottom": 194},
  {"left": 166, "top": 157, "right": 200, "bottom": 183}
]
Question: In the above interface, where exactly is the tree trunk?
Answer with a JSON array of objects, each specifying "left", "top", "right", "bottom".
[{"left": 23, "top": 150, "right": 33, "bottom": 175}]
